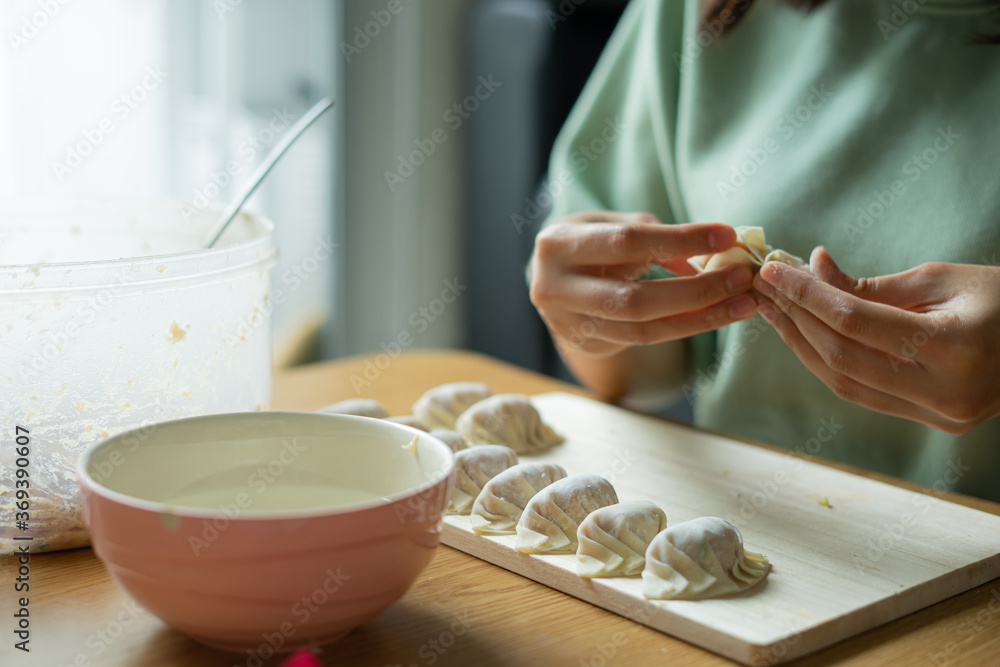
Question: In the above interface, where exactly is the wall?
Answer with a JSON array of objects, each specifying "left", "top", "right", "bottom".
[{"left": 333, "top": 0, "right": 476, "bottom": 359}]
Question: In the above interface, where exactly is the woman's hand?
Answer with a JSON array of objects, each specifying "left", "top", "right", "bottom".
[
  {"left": 529, "top": 211, "right": 759, "bottom": 359},
  {"left": 754, "top": 247, "right": 1000, "bottom": 434}
]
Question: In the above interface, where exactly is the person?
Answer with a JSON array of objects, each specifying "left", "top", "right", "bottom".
[{"left": 528, "top": 0, "right": 1000, "bottom": 502}]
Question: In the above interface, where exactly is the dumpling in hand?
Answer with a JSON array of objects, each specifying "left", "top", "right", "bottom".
[
  {"left": 515, "top": 475, "right": 618, "bottom": 554},
  {"left": 576, "top": 501, "right": 667, "bottom": 578},
  {"left": 456, "top": 394, "right": 564, "bottom": 454},
  {"left": 317, "top": 398, "right": 389, "bottom": 419},
  {"left": 448, "top": 445, "right": 519, "bottom": 515},
  {"left": 429, "top": 429, "right": 468, "bottom": 453},
  {"left": 412, "top": 382, "right": 492, "bottom": 430},
  {"left": 641, "top": 517, "right": 769, "bottom": 600},
  {"left": 762, "top": 248, "right": 808, "bottom": 271},
  {"left": 688, "top": 226, "right": 807, "bottom": 274},
  {"left": 385, "top": 415, "right": 430, "bottom": 432},
  {"left": 470, "top": 462, "right": 567, "bottom": 534}
]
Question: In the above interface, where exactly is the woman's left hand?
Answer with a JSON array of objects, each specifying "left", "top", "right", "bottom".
[{"left": 753, "top": 247, "right": 1000, "bottom": 434}]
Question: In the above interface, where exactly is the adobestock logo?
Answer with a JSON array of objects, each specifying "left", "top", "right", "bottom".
[
  {"left": 7, "top": 0, "right": 73, "bottom": 53},
  {"left": 349, "top": 278, "right": 468, "bottom": 394},
  {"left": 844, "top": 126, "right": 959, "bottom": 243},
  {"left": 511, "top": 116, "right": 625, "bottom": 235},
  {"left": 715, "top": 85, "right": 833, "bottom": 202},
  {"left": 384, "top": 75, "right": 502, "bottom": 192},
  {"left": 179, "top": 106, "right": 297, "bottom": 223},
  {"left": 339, "top": 0, "right": 413, "bottom": 63},
  {"left": 50, "top": 65, "right": 168, "bottom": 182}
]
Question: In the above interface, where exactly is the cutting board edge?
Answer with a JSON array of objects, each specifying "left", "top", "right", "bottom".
[
  {"left": 442, "top": 524, "right": 1000, "bottom": 666},
  {"left": 441, "top": 523, "right": 762, "bottom": 665},
  {"left": 750, "top": 551, "right": 1000, "bottom": 665}
]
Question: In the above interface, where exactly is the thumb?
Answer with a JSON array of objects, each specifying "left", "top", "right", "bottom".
[
  {"left": 811, "top": 246, "right": 936, "bottom": 309},
  {"left": 810, "top": 247, "right": 857, "bottom": 293}
]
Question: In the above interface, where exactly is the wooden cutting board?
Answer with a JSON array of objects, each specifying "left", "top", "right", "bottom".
[{"left": 441, "top": 392, "right": 1000, "bottom": 666}]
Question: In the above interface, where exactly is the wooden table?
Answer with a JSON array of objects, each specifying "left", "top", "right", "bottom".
[{"left": 6, "top": 350, "right": 1000, "bottom": 667}]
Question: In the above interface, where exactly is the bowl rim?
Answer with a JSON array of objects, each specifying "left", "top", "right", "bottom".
[
  {"left": 0, "top": 199, "right": 276, "bottom": 277},
  {"left": 77, "top": 410, "right": 456, "bottom": 520}
]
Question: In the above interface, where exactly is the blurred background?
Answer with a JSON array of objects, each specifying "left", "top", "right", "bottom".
[{"left": 0, "top": 0, "right": 630, "bottom": 380}]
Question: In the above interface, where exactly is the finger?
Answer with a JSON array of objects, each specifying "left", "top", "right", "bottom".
[
  {"left": 544, "top": 311, "right": 628, "bottom": 358},
  {"left": 763, "top": 287, "right": 942, "bottom": 409},
  {"left": 809, "top": 247, "right": 858, "bottom": 294},
  {"left": 563, "top": 210, "right": 661, "bottom": 224},
  {"left": 811, "top": 247, "right": 944, "bottom": 310},
  {"left": 756, "top": 260, "right": 925, "bottom": 353},
  {"left": 595, "top": 263, "right": 658, "bottom": 281},
  {"left": 543, "top": 221, "right": 736, "bottom": 267},
  {"left": 560, "top": 265, "right": 755, "bottom": 322},
  {"left": 757, "top": 300, "right": 966, "bottom": 433},
  {"left": 575, "top": 293, "right": 759, "bottom": 346},
  {"left": 596, "top": 257, "right": 699, "bottom": 280},
  {"left": 657, "top": 257, "right": 700, "bottom": 276},
  {"left": 595, "top": 258, "right": 698, "bottom": 276}
]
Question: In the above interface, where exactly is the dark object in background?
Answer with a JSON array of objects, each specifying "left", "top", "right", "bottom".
[{"left": 464, "top": 0, "right": 627, "bottom": 378}]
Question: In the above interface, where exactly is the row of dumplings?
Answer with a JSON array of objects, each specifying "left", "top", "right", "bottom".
[
  {"left": 319, "top": 382, "right": 769, "bottom": 600},
  {"left": 319, "top": 382, "right": 564, "bottom": 456},
  {"left": 457, "top": 455, "right": 769, "bottom": 600}
]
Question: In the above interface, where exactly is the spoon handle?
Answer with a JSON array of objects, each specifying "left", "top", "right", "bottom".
[{"left": 204, "top": 96, "right": 335, "bottom": 249}]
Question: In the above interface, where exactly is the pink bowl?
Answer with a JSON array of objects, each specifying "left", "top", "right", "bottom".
[{"left": 78, "top": 411, "right": 454, "bottom": 655}]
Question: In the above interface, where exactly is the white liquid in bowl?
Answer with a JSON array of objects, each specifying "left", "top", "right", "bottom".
[{"left": 164, "top": 483, "right": 387, "bottom": 512}]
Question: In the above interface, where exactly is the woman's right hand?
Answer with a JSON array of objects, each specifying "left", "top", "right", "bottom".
[{"left": 529, "top": 211, "right": 758, "bottom": 359}]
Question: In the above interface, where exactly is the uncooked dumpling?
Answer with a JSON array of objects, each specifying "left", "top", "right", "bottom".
[
  {"left": 470, "top": 462, "right": 567, "bottom": 534},
  {"left": 641, "top": 517, "right": 769, "bottom": 600},
  {"left": 317, "top": 398, "right": 389, "bottom": 419},
  {"left": 515, "top": 475, "right": 618, "bottom": 554},
  {"left": 448, "top": 445, "right": 519, "bottom": 515},
  {"left": 688, "top": 226, "right": 807, "bottom": 273},
  {"left": 762, "top": 248, "right": 808, "bottom": 269},
  {"left": 412, "top": 382, "right": 492, "bottom": 430},
  {"left": 456, "top": 394, "right": 564, "bottom": 454},
  {"left": 385, "top": 415, "right": 431, "bottom": 432},
  {"left": 429, "top": 429, "right": 468, "bottom": 453},
  {"left": 576, "top": 501, "right": 667, "bottom": 578}
]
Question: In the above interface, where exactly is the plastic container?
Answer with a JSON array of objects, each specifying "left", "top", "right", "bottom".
[{"left": 0, "top": 201, "right": 277, "bottom": 553}]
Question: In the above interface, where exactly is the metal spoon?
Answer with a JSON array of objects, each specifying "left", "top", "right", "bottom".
[{"left": 203, "top": 96, "right": 335, "bottom": 248}]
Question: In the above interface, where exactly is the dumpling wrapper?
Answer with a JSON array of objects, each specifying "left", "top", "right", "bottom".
[
  {"left": 317, "top": 398, "right": 389, "bottom": 419},
  {"left": 515, "top": 474, "right": 618, "bottom": 554},
  {"left": 641, "top": 517, "right": 770, "bottom": 600},
  {"left": 448, "top": 444, "right": 519, "bottom": 515},
  {"left": 385, "top": 415, "right": 431, "bottom": 432},
  {"left": 456, "top": 394, "right": 564, "bottom": 455},
  {"left": 576, "top": 501, "right": 667, "bottom": 578},
  {"left": 762, "top": 248, "right": 808, "bottom": 270},
  {"left": 688, "top": 226, "right": 808, "bottom": 273},
  {"left": 470, "top": 462, "right": 567, "bottom": 534},
  {"left": 429, "top": 429, "right": 469, "bottom": 453},
  {"left": 413, "top": 382, "right": 492, "bottom": 430}
]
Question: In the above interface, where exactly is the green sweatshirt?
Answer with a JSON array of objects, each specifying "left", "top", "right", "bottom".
[{"left": 544, "top": 0, "right": 1000, "bottom": 501}]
